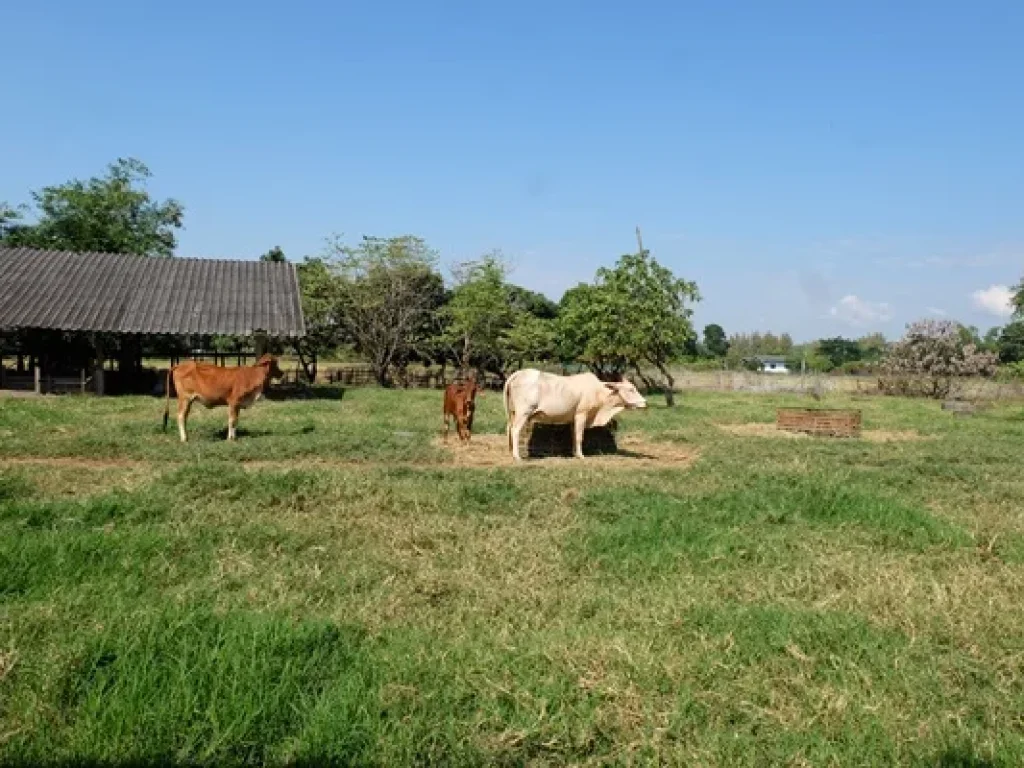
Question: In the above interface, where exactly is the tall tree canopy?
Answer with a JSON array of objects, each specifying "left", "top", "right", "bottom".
[
  {"left": 2, "top": 158, "right": 184, "bottom": 256},
  {"left": 330, "top": 235, "right": 444, "bottom": 386},
  {"left": 1013, "top": 277, "right": 1024, "bottom": 318},
  {"left": 440, "top": 252, "right": 516, "bottom": 372},
  {"left": 816, "top": 337, "right": 862, "bottom": 368},
  {"left": 558, "top": 250, "right": 699, "bottom": 406},
  {"left": 291, "top": 257, "right": 343, "bottom": 383},
  {"left": 508, "top": 285, "right": 559, "bottom": 320},
  {"left": 996, "top": 321, "right": 1024, "bottom": 365},
  {"left": 260, "top": 246, "right": 287, "bottom": 263},
  {"left": 702, "top": 324, "right": 729, "bottom": 357}
]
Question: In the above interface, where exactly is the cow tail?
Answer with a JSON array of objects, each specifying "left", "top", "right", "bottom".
[{"left": 162, "top": 366, "right": 172, "bottom": 432}]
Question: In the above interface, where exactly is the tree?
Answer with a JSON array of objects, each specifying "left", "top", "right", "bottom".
[
  {"left": 500, "top": 313, "right": 557, "bottom": 370},
  {"left": 996, "top": 321, "right": 1024, "bottom": 365},
  {"left": 725, "top": 331, "right": 794, "bottom": 368},
  {"left": 261, "top": 246, "right": 287, "bottom": 263},
  {"left": 880, "top": 319, "right": 998, "bottom": 399},
  {"left": 857, "top": 333, "right": 887, "bottom": 360},
  {"left": 3, "top": 158, "right": 183, "bottom": 256},
  {"left": 290, "top": 257, "right": 343, "bottom": 383},
  {"left": 440, "top": 252, "right": 516, "bottom": 374},
  {"left": 557, "top": 251, "right": 699, "bottom": 406},
  {"left": 1013, "top": 277, "right": 1024, "bottom": 318},
  {"left": 330, "top": 235, "right": 443, "bottom": 387},
  {"left": 817, "top": 337, "right": 862, "bottom": 369},
  {"left": 508, "top": 285, "right": 559, "bottom": 320},
  {"left": 703, "top": 324, "right": 729, "bottom": 357},
  {"left": 0, "top": 202, "right": 22, "bottom": 236}
]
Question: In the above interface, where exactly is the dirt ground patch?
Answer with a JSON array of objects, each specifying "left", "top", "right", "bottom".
[
  {"left": 435, "top": 433, "right": 699, "bottom": 469},
  {"left": 1, "top": 456, "right": 151, "bottom": 469},
  {"left": 717, "top": 423, "right": 930, "bottom": 442}
]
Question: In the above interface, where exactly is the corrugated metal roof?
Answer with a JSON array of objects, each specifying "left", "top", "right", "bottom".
[{"left": 0, "top": 247, "right": 305, "bottom": 337}]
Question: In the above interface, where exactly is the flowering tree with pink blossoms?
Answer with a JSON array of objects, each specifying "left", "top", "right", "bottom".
[{"left": 880, "top": 319, "right": 998, "bottom": 399}]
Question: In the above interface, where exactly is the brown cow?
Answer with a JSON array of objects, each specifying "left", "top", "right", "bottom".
[
  {"left": 443, "top": 376, "right": 481, "bottom": 442},
  {"left": 162, "top": 354, "right": 284, "bottom": 442}
]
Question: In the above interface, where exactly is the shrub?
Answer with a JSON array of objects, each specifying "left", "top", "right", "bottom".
[
  {"left": 996, "top": 361, "right": 1024, "bottom": 381},
  {"left": 879, "top": 319, "right": 998, "bottom": 399}
]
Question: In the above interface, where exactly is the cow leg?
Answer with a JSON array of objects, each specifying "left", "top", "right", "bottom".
[
  {"left": 510, "top": 412, "right": 533, "bottom": 461},
  {"left": 227, "top": 403, "right": 239, "bottom": 440},
  {"left": 177, "top": 397, "right": 192, "bottom": 443},
  {"left": 443, "top": 411, "right": 451, "bottom": 441},
  {"left": 573, "top": 413, "right": 588, "bottom": 459}
]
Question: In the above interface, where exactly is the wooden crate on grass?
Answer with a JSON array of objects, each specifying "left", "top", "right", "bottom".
[{"left": 776, "top": 408, "right": 862, "bottom": 438}]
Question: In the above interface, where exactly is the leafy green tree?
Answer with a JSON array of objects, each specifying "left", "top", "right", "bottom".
[
  {"left": 856, "top": 332, "right": 887, "bottom": 360},
  {"left": 703, "top": 324, "right": 729, "bottom": 357},
  {"left": 260, "top": 246, "right": 287, "bottom": 263},
  {"left": 440, "top": 252, "right": 516, "bottom": 373},
  {"left": 0, "top": 201, "right": 22, "bottom": 237},
  {"left": 501, "top": 313, "right": 557, "bottom": 369},
  {"left": 291, "top": 257, "right": 344, "bottom": 382},
  {"left": 817, "top": 337, "right": 862, "bottom": 368},
  {"left": 996, "top": 321, "right": 1024, "bottom": 364},
  {"left": 725, "top": 331, "right": 794, "bottom": 368},
  {"left": 508, "top": 285, "right": 559, "bottom": 320},
  {"left": 3, "top": 158, "right": 183, "bottom": 256},
  {"left": 557, "top": 251, "right": 699, "bottom": 406},
  {"left": 330, "top": 235, "right": 444, "bottom": 386},
  {"left": 1013, "top": 277, "right": 1024, "bottom": 317}
]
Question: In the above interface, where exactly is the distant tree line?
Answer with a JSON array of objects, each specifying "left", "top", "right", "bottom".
[
  {"left": 0, "top": 158, "right": 702, "bottom": 405},
  {"left": 4, "top": 157, "right": 1024, "bottom": 399}
]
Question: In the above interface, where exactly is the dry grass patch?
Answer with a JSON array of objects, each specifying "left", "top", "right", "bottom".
[
  {"left": 434, "top": 433, "right": 699, "bottom": 469},
  {"left": 717, "top": 423, "right": 930, "bottom": 443}
]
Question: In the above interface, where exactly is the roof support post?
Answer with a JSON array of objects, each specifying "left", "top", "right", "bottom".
[
  {"left": 254, "top": 333, "right": 269, "bottom": 359},
  {"left": 92, "top": 334, "right": 105, "bottom": 396}
]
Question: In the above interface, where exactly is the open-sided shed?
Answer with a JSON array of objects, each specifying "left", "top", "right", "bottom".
[{"left": 0, "top": 247, "right": 305, "bottom": 394}]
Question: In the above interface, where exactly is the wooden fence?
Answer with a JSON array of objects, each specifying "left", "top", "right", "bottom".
[
  {"left": 322, "top": 366, "right": 504, "bottom": 390},
  {"left": 0, "top": 368, "right": 92, "bottom": 395}
]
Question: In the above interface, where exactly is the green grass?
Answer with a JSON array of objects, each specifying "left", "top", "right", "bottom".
[{"left": 1, "top": 388, "right": 1023, "bottom": 765}]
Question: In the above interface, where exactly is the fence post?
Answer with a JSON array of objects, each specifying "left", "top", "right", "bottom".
[
  {"left": 34, "top": 366, "right": 42, "bottom": 395},
  {"left": 81, "top": 368, "right": 87, "bottom": 394}
]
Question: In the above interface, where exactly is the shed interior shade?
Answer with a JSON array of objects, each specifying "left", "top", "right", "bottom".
[{"left": 0, "top": 248, "right": 306, "bottom": 337}]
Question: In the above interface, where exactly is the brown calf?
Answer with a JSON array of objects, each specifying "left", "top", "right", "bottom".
[
  {"left": 443, "top": 377, "right": 481, "bottom": 442},
  {"left": 163, "top": 354, "right": 284, "bottom": 442}
]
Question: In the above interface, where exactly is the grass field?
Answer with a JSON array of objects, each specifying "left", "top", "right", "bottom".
[{"left": 1, "top": 387, "right": 1023, "bottom": 766}]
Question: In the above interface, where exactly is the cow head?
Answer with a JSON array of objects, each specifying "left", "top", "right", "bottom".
[
  {"left": 603, "top": 379, "right": 647, "bottom": 410},
  {"left": 257, "top": 354, "right": 285, "bottom": 380}
]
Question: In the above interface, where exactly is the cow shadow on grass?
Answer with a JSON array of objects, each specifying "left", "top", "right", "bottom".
[{"left": 212, "top": 427, "right": 275, "bottom": 440}]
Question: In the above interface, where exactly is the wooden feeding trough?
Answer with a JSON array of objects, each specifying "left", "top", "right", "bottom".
[
  {"left": 776, "top": 407, "right": 862, "bottom": 438},
  {"left": 519, "top": 421, "right": 618, "bottom": 459}
]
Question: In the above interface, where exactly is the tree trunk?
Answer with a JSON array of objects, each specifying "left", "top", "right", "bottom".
[
  {"left": 292, "top": 342, "right": 317, "bottom": 384},
  {"left": 654, "top": 361, "right": 676, "bottom": 407}
]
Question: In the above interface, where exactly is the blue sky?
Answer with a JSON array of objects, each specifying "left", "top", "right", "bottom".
[{"left": 2, "top": 1, "right": 1022, "bottom": 340}]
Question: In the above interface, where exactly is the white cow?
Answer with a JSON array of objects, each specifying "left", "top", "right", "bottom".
[{"left": 503, "top": 368, "right": 648, "bottom": 460}]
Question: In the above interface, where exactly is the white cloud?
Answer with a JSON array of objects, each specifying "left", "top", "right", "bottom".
[
  {"left": 971, "top": 285, "right": 1014, "bottom": 318},
  {"left": 829, "top": 295, "right": 891, "bottom": 327},
  {"left": 927, "top": 306, "right": 947, "bottom": 317}
]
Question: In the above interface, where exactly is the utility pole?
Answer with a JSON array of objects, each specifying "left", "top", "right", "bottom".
[{"left": 635, "top": 226, "right": 644, "bottom": 255}]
